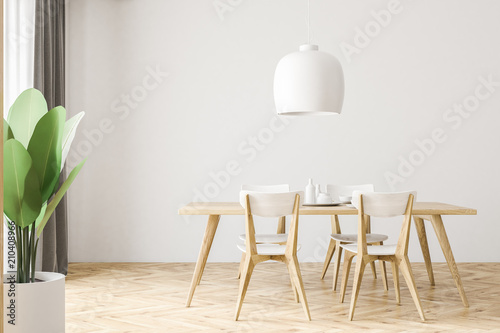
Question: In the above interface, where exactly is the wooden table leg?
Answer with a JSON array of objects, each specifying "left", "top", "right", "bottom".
[
  {"left": 320, "top": 215, "right": 340, "bottom": 279},
  {"left": 430, "top": 214, "right": 469, "bottom": 307},
  {"left": 321, "top": 239, "right": 335, "bottom": 280},
  {"left": 413, "top": 216, "right": 435, "bottom": 285},
  {"left": 186, "top": 214, "right": 220, "bottom": 307}
]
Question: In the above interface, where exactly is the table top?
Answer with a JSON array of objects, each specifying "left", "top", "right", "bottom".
[{"left": 178, "top": 202, "right": 477, "bottom": 216}]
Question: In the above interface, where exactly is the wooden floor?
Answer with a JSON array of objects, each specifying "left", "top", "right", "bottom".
[{"left": 66, "top": 262, "right": 500, "bottom": 332}]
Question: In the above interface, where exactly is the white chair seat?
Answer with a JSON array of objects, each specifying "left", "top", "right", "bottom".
[
  {"left": 239, "top": 233, "right": 288, "bottom": 244},
  {"left": 237, "top": 243, "right": 301, "bottom": 255},
  {"left": 331, "top": 233, "right": 388, "bottom": 243},
  {"left": 341, "top": 244, "right": 397, "bottom": 256}
]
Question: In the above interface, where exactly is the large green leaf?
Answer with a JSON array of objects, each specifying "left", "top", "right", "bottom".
[
  {"left": 22, "top": 167, "right": 43, "bottom": 228},
  {"left": 34, "top": 203, "right": 47, "bottom": 229},
  {"left": 4, "top": 119, "right": 14, "bottom": 142},
  {"left": 4, "top": 139, "right": 43, "bottom": 228},
  {"left": 7, "top": 89, "right": 48, "bottom": 148},
  {"left": 37, "top": 159, "right": 86, "bottom": 237},
  {"left": 61, "top": 111, "right": 85, "bottom": 171},
  {"left": 27, "top": 106, "right": 66, "bottom": 202},
  {"left": 3, "top": 139, "right": 30, "bottom": 223}
]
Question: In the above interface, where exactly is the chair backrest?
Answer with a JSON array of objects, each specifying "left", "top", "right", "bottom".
[
  {"left": 352, "top": 191, "right": 417, "bottom": 218},
  {"left": 326, "top": 184, "right": 374, "bottom": 201},
  {"left": 353, "top": 191, "right": 416, "bottom": 256},
  {"left": 241, "top": 184, "right": 290, "bottom": 192},
  {"left": 241, "top": 191, "right": 302, "bottom": 255},
  {"left": 240, "top": 191, "right": 303, "bottom": 218}
]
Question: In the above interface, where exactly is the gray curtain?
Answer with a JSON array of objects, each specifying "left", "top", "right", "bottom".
[{"left": 33, "top": 0, "right": 68, "bottom": 275}]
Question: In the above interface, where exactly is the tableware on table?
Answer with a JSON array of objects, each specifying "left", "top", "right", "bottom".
[
  {"left": 303, "top": 202, "right": 342, "bottom": 207},
  {"left": 316, "top": 192, "right": 333, "bottom": 204},
  {"left": 339, "top": 195, "right": 352, "bottom": 203},
  {"left": 305, "top": 178, "right": 316, "bottom": 204}
]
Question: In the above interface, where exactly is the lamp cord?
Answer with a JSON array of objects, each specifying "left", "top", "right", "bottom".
[{"left": 307, "top": 0, "right": 310, "bottom": 44}]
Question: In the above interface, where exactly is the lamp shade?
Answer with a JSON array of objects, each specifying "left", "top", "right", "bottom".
[{"left": 274, "top": 44, "right": 344, "bottom": 116}]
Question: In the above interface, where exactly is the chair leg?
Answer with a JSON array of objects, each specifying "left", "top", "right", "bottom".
[
  {"left": 234, "top": 257, "right": 255, "bottom": 321},
  {"left": 339, "top": 251, "right": 355, "bottom": 303},
  {"left": 284, "top": 258, "right": 299, "bottom": 303},
  {"left": 332, "top": 242, "right": 342, "bottom": 291},
  {"left": 320, "top": 238, "right": 336, "bottom": 279},
  {"left": 237, "top": 252, "right": 245, "bottom": 279},
  {"left": 399, "top": 255, "right": 425, "bottom": 321},
  {"left": 391, "top": 260, "right": 400, "bottom": 304},
  {"left": 379, "top": 260, "right": 388, "bottom": 291},
  {"left": 377, "top": 242, "right": 388, "bottom": 291},
  {"left": 369, "top": 261, "right": 377, "bottom": 279},
  {"left": 348, "top": 258, "right": 367, "bottom": 321},
  {"left": 287, "top": 255, "right": 311, "bottom": 321},
  {"left": 366, "top": 218, "right": 376, "bottom": 280},
  {"left": 277, "top": 216, "right": 286, "bottom": 234}
]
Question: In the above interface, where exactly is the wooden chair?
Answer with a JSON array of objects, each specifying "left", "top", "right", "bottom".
[
  {"left": 235, "top": 191, "right": 310, "bottom": 321},
  {"left": 237, "top": 184, "right": 289, "bottom": 279},
  {"left": 339, "top": 191, "right": 425, "bottom": 321},
  {"left": 322, "top": 184, "right": 388, "bottom": 291},
  {"left": 240, "top": 184, "right": 290, "bottom": 236}
]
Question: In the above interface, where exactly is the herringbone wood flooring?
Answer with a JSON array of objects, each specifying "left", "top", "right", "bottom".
[{"left": 66, "top": 262, "right": 500, "bottom": 332}]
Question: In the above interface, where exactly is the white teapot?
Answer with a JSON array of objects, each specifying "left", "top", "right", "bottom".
[{"left": 316, "top": 192, "right": 333, "bottom": 204}]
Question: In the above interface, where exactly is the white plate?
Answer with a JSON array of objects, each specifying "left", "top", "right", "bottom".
[{"left": 303, "top": 202, "right": 343, "bottom": 207}]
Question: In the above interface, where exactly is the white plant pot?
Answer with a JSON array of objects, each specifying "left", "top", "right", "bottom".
[{"left": 3, "top": 272, "right": 65, "bottom": 333}]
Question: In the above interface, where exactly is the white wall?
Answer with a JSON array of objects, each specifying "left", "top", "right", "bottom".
[{"left": 66, "top": 0, "right": 500, "bottom": 263}]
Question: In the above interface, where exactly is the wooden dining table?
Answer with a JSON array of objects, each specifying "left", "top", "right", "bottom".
[{"left": 178, "top": 202, "right": 477, "bottom": 308}]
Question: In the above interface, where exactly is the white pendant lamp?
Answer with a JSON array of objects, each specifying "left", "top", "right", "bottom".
[{"left": 274, "top": 1, "right": 345, "bottom": 116}]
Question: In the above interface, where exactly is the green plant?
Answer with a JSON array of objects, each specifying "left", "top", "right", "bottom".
[{"left": 3, "top": 88, "right": 86, "bottom": 283}]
